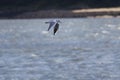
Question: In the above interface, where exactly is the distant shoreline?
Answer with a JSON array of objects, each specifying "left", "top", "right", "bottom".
[{"left": 1, "top": 7, "right": 120, "bottom": 19}]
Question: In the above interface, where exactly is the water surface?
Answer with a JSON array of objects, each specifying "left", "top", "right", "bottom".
[{"left": 0, "top": 18, "right": 120, "bottom": 80}]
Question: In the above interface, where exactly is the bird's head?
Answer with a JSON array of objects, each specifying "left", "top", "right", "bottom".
[{"left": 56, "top": 20, "right": 61, "bottom": 23}]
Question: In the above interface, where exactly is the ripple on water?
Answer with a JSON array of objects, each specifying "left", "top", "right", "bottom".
[{"left": 0, "top": 18, "right": 120, "bottom": 80}]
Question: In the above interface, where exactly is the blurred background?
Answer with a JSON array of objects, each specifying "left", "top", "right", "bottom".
[
  {"left": 1, "top": 0, "right": 120, "bottom": 18},
  {"left": 1, "top": 1, "right": 120, "bottom": 80},
  {"left": 1, "top": 0, "right": 120, "bottom": 10}
]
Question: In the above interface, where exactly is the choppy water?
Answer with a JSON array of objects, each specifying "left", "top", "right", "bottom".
[{"left": 0, "top": 18, "right": 120, "bottom": 80}]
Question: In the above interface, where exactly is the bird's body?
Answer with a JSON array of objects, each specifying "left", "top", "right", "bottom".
[
  {"left": 54, "top": 23, "right": 59, "bottom": 35},
  {"left": 45, "top": 19, "right": 61, "bottom": 35}
]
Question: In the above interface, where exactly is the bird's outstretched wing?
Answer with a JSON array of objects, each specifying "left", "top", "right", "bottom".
[
  {"left": 45, "top": 20, "right": 57, "bottom": 31},
  {"left": 48, "top": 22, "right": 57, "bottom": 31}
]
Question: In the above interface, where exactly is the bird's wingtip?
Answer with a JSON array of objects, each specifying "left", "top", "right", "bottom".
[{"left": 45, "top": 22, "right": 49, "bottom": 24}]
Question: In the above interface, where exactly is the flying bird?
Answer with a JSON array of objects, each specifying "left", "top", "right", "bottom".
[{"left": 45, "top": 19, "right": 61, "bottom": 35}]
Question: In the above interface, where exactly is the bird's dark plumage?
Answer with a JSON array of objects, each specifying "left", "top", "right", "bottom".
[{"left": 54, "top": 23, "right": 59, "bottom": 35}]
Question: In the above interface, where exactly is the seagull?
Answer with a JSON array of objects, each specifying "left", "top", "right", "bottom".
[{"left": 45, "top": 19, "right": 61, "bottom": 35}]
